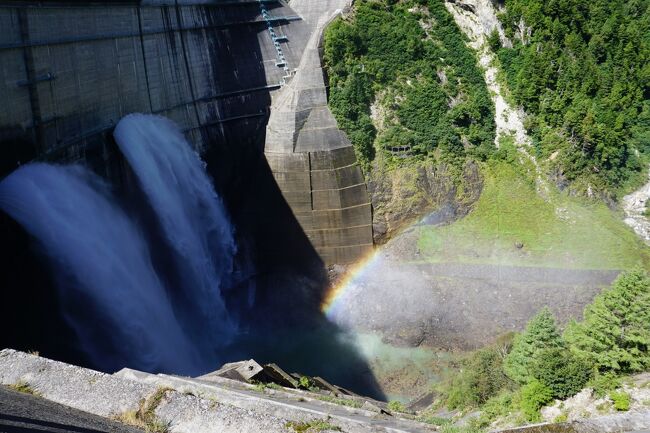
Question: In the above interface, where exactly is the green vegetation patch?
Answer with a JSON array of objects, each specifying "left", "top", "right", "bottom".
[
  {"left": 495, "top": 0, "right": 650, "bottom": 193},
  {"left": 324, "top": 0, "right": 495, "bottom": 170},
  {"left": 114, "top": 387, "right": 172, "bottom": 433},
  {"left": 610, "top": 391, "right": 631, "bottom": 411},
  {"left": 417, "top": 157, "right": 650, "bottom": 269},
  {"left": 9, "top": 380, "right": 40, "bottom": 396},
  {"left": 438, "top": 270, "right": 650, "bottom": 425},
  {"left": 387, "top": 400, "right": 407, "bottom": 412},
  {"left": 520, "top": 379, "right": 553, "bottom": 422},
  {"left": 564, "top": 270, "right": 650, "bottom": 374},
  {"left": 316, "top": 395, "right": 363, "bottom": 409},
  {"left": 285, "top": 419, "right": 342, "bottom": 432}
]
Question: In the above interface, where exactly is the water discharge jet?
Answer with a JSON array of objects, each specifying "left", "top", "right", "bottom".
[
  {"left": 0, "top": 164, "right": 203, "bottom": 374},
  {"left": 0, "top": 114, "right": 385, "bottom": 399},
  {"left": 114, "top": 114, "right": 239, "bottom": 357}
]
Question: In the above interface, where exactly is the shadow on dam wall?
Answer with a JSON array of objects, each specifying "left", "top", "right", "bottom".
[{"left": 0, "top": 1, "right": 385, "bottom": 398}]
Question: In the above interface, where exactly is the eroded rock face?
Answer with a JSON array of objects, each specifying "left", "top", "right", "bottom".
[
  {"left": 622, "top": 168, "right": 650, "bottom": 244},
  {"left": 367, "top": 160, "right": 483, "bottom": 243}
]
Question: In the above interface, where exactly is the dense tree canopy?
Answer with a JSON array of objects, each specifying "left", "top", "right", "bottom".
[
  {"left": 496, "top": 0, "right": 650, "bottom": 190},
  {"left": 503, "top": 307, "right": 564, "bottom": 384},
  {"left": 564, "top": 269, "right": 650, "bottom": 373},
  {"left": 323, "top": 0, "right": 495, "bottom": 169}
]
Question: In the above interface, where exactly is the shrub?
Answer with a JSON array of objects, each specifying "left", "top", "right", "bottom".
[
  {"left": 554, "top": 413, "right": 568, "bottom": 423},
  {"left": 520, "top": 379, "right": 553, "bottom": 422},
  {"left": 504, "top": 307, "right": 564, "bottom": 384},
  {"left": 446, "top": 346, "right": 513, "bottom": 409},
  {"left": 610, "top": 391, "right": 631, "bottom": 411},
  {"left": 475, "top": 390, "right": 517, "bottom": 427},
  {"left": 298, "top": 376, "right": 314, "bottom": 390},
  {"left": 417, "top": 414, "right": 451, "bottom": 426},
  {"left": 564, "top": 270, "right": 650, "bottom": 374},
  {"left": 588, "top": 372, "right": 621, "bottom": 398},
  {"left": 487, "top": 29, "right": 501, "bottom": 52},
  {"left": 9, "top": 380, "right": 39, "bottom": 396},
  {"left": 114, "top": 387, "right": 172, "bottom": 433},
  {"left": 533, "top": 348, "right": 592, "bottom": 399},
  {"left": 317, "top": 395, "right": 363, "bottom": 409},
  {"left": 286, "top": 419, "right": 342, "bottom": 432},
  {"left": 387, "top": 400, "right": 406, "bottom": 412}
]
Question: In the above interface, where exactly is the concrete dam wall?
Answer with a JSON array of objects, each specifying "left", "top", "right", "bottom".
[{"left": 0, "top": 0, "right": 371, "bottom": 264}]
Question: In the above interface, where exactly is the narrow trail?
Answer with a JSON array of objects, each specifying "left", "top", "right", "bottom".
[{"left": 444, "top": 0, "right": 549, "bottom": 197}]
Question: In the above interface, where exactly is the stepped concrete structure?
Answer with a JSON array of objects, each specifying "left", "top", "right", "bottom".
[
  {"left": 264, "top": 0, "right": 373, "bottom": 264},
  {"left": 0, "top": 349, "right": 435, "bottom": 433}
]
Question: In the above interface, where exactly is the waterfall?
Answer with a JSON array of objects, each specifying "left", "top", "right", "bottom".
[
  {"left": 114, "top": 114, "right": 238, "bottom": 352},
  {"left": 0, "top": 163, "right": 203, "bottom": 373},
  {"left": 0, "top": 114, "right": 241, "bottom": 375}
]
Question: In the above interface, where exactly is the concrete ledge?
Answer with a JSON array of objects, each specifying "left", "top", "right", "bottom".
[
  {"left": 265, "top": 151, "right": 310, "bottom": 172},
  {"left": 318, "top": 244, "right": 374, "bottom": 264},
  {"left": 306, "top": 225, "right": 373, "bottom": 248},
  {"left": 312, "top": 184, "right": 369, "bottom": 210},
  {"left": 311, "top": 165, "right": 365, "bottom": 190},
  {"left": 310, "top": 147, "right": 357, "bottom": 170},
  {"left": 0, "top": 349, "right": 153, "bottom": 418},
  {"left": 0, "top": 350, "right": 437, "bottom": 433}
]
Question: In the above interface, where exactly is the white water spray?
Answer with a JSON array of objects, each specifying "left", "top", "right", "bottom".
[
  {"left": 0, "top": 164, "right": 204, "bottom": 373},
  {"left": 114, "top": 114, "right": 237, "bottom": 349}
]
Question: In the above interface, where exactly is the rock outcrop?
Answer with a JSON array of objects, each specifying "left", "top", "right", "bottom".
[
  {"left": 367, "top": 160, "right": 483, "bottom": 244},
  {"left": 623, "top": 168, "right": 650, "bottom": 244}
]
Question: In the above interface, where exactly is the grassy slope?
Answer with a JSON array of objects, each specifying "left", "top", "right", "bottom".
[{"left": 417, "top": 161, "right": 650, "bottom": 270}]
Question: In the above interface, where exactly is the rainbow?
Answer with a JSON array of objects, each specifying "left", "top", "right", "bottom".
[{"left": 320, "top": 248, "right": 382, "bottom": 317}]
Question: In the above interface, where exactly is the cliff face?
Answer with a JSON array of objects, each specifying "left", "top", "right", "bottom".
[{"left": 368, "top": 160, "right": 483, "bottom": 244}]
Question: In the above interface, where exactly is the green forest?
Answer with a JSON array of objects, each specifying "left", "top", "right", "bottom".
[
  {"left": 495, "top": 0, "right": 650, "bottom": 193},
  {"left": 323, "top": 0, "right": 495, "bottom": 171},
  {"left": 427, "top": 270, "right": 650, "bottom": 431},
  {"left": 324, "top": 0, "right": 650, "bottom": 195}
]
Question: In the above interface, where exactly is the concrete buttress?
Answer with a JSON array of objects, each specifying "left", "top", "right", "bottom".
[{"left": 264, "top": 0, "right": 373, "bottom": 264}]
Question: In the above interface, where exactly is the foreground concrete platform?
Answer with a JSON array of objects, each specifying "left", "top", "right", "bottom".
[
  {"left": 1, "top": 349, "right": 648, "bottom": 433},
  {"left": 0, "top": 349, "right": 435, "bottom": 433},
  {"left": 0, "top": 385, "right": 143, "bottom": 433}
]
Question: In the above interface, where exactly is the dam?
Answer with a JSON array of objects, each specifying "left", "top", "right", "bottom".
[
  {"left": 0, "top": 0, "right": 383, "bottom": 396},
  {"left": 0, "top": 0, "right": 372, "bottom": 265}
]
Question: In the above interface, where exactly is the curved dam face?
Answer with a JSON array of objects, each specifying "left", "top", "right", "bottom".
[
  {"left": 0, "top": 0, "right": 371, "bottom": 265},
  {"left": 0, "top": 0, "right": 379, "bottom": 395}
]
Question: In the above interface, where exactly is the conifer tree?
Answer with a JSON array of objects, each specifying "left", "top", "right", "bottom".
[
  {"left": 503, "top": 307, "right": 563, "bottom": 384},
  {"left": 564, "top": 270, "right": 650, "bottom": 373}
]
